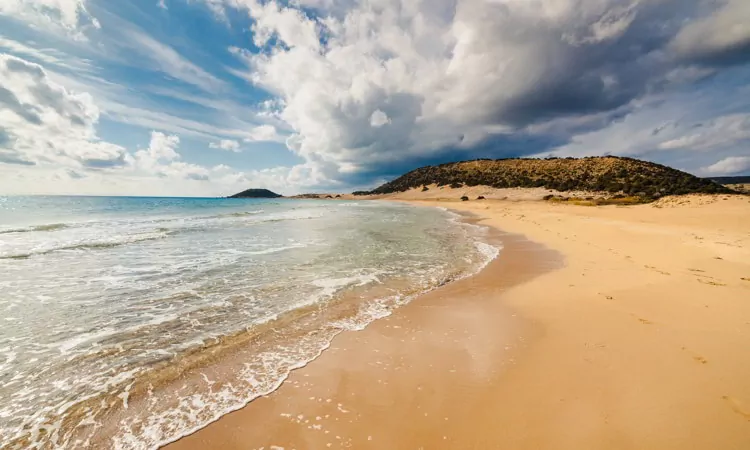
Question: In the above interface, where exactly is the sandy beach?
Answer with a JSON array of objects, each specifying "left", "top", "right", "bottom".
[{"left": 166, "top": 192, "right": 750, "bottom": 449}]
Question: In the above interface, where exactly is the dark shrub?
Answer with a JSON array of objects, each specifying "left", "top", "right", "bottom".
[{"left": 460, "top": 196, "right": 469, "bottom": 201}]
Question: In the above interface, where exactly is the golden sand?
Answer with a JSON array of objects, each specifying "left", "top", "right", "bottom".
[{"left": 166, "top": 192, "right": 750, "bottom": 449}]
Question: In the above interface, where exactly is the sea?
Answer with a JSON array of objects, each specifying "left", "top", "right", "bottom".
[{"left": 0, "top": 196, "right": 499, "bottom": 449}]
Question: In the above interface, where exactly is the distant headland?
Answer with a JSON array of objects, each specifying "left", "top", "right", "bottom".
[
  {"left": 352, "top": 156, "right": 734, "bottom": 199},
  {"left": 228, "top": 189, "right": 282, "bottom": 199},
  {"left": 228, "top": 157, "right": 744, "bottom": 202}
]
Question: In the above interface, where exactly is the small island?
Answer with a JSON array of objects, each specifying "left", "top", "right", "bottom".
[{"left": 228, "top": 188, "right": 282, "bottom": 199}]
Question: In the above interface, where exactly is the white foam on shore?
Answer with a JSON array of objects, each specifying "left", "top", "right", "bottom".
[
  {"left": 312, "top": 273, "right": 382, "bottom": 299},
  {"left": 2, "top": 201, "right": 502, "bottom": 450},
  {"left": 109, "top": 211, "right": 502, "bottom": 450},
  {"left": 245, "top": 242, "right": 308, "bottom": 255}
]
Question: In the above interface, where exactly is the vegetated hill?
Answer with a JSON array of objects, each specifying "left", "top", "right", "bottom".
[
  {"left": 707, "top": 176, "right": 750, "bottom": 184},
  {"left": 228, "top": 188, "right": 282, "bottom": 198},
  {"left": 356, "top": 157, "right": 733, "bottom": 198}
]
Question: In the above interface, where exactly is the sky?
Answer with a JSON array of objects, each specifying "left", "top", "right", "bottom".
[{"left": 0, "top": 0, "right": 749, "bottom": 196}]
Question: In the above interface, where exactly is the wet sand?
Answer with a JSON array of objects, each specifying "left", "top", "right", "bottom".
[
  {"left": 166, "top": 194, "right": 750, "bottom": 449},
  {"left": 165, "top": 220, "right": 560, "bottom": 449}
]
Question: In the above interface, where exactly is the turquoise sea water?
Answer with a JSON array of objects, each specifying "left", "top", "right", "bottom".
[{"left": 0, "top": 196, "right": 498, "bottom": 449}]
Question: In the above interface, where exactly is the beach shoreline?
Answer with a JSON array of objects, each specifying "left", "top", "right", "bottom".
[
  {"left": 162, "top": 194, "right": 750, "bottom": 449},
  {"left": 1, "top": 199, "right": 503, "bottom": 449},
  {"left": 164, "top": 206, "right": 560, "bottom": 449}
]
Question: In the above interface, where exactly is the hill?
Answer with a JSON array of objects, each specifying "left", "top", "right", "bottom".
[
  {"left": 355, "top": 157, "right": 733, "bottom": 198},
  {"left": 228, "top": 188, "right": 282, "bottom": 199}
]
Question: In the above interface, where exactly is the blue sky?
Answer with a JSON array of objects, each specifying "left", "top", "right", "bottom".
[{"left": 0, "top": 0, "right": 749, "bottom": 196}]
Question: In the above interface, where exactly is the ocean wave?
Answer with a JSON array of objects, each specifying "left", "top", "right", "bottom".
[
  {"left": 247, "top": 243, "right": 308, "bottom": 255},
  {"left": 0, "top": 200, "right": 502, "bottom": 450},
  {"left": 144, "top": 210, "right": 310, "bottom": 229},
  {"left": 0, "top": 223, "right": 70, "bottom": 234},
  {"left": 119, "top": 251, "right": 497, "bottom": 449},
  {"left": 190, "top": 210, "right": 264, "bottom": 220},
  {"left": 0, "top": 232, "right": 168, "bottom": 260},
  {"left": 226, "top": 210, "right": 264, "bottom": 217},
  {"left": 171, "top": 214, "right": 320, "bottom": 230},
  {"left": 0, "top": 210, "right": 305, "bottom": 240},
  {"left": 4, "top": 252, "right": 500, "bottom": 449},
  {"left": 0, "top": 210, "right": 266, "bottom": 237},
  {"left": 311, "top": 273, "right": 382, "bottom": 298}
]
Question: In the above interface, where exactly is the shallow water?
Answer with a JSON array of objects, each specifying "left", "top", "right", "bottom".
[{"left": 0, "top": 196, "right": 497, "bottom": 449}]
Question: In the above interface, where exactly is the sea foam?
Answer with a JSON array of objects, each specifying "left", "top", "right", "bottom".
[{"left": 0, "top": 196, "right": 499, "bottom": 449}]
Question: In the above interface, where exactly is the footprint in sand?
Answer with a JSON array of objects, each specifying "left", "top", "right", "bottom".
[
  {"left": 722, "top": 396, "right": 750, "bottom": 421},
  {"left": 644, "top": 265, "right": 671, "bottom": 276},
  {"left": 635, "top": 316, "right": 653, "bottom": 325},
  {"left": 690, "top": 272, "right": 713, "bottom": 278},
  {"left": 697, "top": 279, "right": 727, "bottom": 287},
  {"left": 680, "top": 347, "right": 708, "bottom": 365},
  {"left": 693, "top": 273, "right": 725, "bottom": 286}
]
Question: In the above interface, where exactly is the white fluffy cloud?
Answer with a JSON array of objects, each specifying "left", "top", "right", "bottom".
[
  {"left": 0, "top": 0, "right": 100, "bottom": 37},
  {"left": 4, "top": 0, "right": 750, "bottom": 195},
  {"left": 0, "top": 53, "right": 129, "bottom": 169},
  {"left": 702, "top": 156, "right": 750, "bottom": 176},
  {"left": 670, "top": 0, "right": 750, "bottom": 66},
  {"left": 247, "top": 0, "right": 321, "bottom": 50},
  {"left": 0, "top": 54, "right": 213, "bottom": 181},
  {"left": 209, "top": 139, "right": 241, "bottom": 151},
  {"left": 134, "top": 132, "right": 180, "bottom": 169},
  {"left": 217, "top": 0, "right": 750, "bottom": 184},
  {"left": 369, "top": 110, "right": 390, "bottom": 128},
  {"left": 0, "top": 53, "right": 311, "bottom": 195},
  {"left": 242, "top": 124, "right": 285, "bottom": 142}
]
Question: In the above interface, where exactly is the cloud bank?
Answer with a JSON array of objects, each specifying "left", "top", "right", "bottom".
[
  {"left": 221, "top": 0, "right": 750, "bottom": 184},
  {"left": 0, "top": 52, "right": 302, "bottom": 196},
  {"left": 1, "top": 0, "right": 750, "bottom": 196},
  {"left": 0, "top": 53, "right": 127, "bottom": 169}
]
